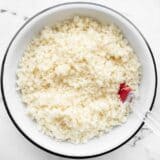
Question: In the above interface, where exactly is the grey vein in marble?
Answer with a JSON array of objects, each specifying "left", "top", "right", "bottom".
[
  {"left": 130, "top": 127, "right": 152, "bottom": 147},
  {"left": 0, "top": 8, "right": 28, "bottom": 21},
  {"left": 0, "top": 9, "right": 7, "bottom": 13},
  {"left": 23, "top": 16, "right": 29, "bottom": 21}
]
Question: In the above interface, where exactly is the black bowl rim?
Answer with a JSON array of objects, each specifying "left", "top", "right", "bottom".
[{"left": 1, "top": 1, "right": 158, "bottom": 159}]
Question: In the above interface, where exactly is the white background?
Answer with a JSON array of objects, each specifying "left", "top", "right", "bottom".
[{"left": 0, "top": 0, "right": 160, "bottom": 160}]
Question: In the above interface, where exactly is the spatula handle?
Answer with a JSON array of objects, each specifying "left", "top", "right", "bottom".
[{"left": 133, "top": 108, "right": 160, "bottom": 136}]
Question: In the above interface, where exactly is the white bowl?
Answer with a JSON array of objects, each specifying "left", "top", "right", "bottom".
[{"left": 1, "top": 2, "right": 158, "bottom": 158}]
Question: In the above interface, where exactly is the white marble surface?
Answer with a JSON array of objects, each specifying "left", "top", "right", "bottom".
[{"left": 0, "top": 0, "right": 160, "bottom": 159}]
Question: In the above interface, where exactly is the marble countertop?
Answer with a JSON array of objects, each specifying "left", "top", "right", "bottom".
[{"left": 0, "top": 0, "right": 160, "bottom": 159}]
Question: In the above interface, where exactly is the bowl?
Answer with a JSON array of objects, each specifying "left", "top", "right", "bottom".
[{"left": 1, "top": 2, "right": 158, "bottom": 159}]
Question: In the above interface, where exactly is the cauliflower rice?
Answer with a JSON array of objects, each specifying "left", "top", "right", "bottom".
[{"left": 17, "top": 16, "right": 141, "bottom": 143}]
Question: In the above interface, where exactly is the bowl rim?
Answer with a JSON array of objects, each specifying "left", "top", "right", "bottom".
[{"left": 1, "top": 1, "right": 158, "bottom": 159}]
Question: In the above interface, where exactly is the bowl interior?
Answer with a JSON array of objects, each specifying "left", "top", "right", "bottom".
[{"left": 2, "top": 2, "right": 156, "bottom": 157}]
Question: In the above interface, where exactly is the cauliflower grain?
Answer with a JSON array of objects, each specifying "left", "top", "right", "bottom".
[{"left": 17, "top": 16, "right": 141, "bottom": 143}]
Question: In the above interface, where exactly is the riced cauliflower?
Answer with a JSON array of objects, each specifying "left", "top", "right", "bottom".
[{"left": 17, "top": 16, "right": 141, "bottom": 143}]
